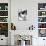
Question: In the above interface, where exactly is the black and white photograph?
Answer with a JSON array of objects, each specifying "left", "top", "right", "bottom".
[{"left": 18, "top": 9, "right": 27, "bottom": 21}]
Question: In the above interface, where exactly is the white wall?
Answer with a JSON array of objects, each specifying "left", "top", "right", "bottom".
[
  {"left": 11, "top": 0, "right": 46, "bottom": 30},
  {"left": 11, "top": 0, "right": 46, "bottom": 46},
  {"left": 11, "top": 0, "right": 38, "bottom": 30},
  {"left": 0, "top": 0, "right": 8, "bottom": 3}
]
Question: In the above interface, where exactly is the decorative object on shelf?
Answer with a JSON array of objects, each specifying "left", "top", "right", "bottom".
[
  {"left": 0, "top": 11, "right": 8, "bottom": 16},
  {"left": 38, "top": 11, "right": 46, "bottom": 16},
  {"left": 18, "top": 9, "right": 27, "bottom": 21},
  {"left": 0, "top": 17, "right": 8, "bottom": 22},
  {"left": 42, "top": 12, "right": 45, "bottom": 15},
  {"left": 40, "top": 8, "right": 45, "bottom": 10},
  {"left": 38, "top": 23, "right": 46, "bottom": 28},
  {"left": 42, "top": 11, "right": 46, "bottom": 16},
  {"left": 0, "top": 23, "right": 8, "bottom": 30},
  {"left": 0, "top": 6, "right": 1, "bottom": 10},
  {"left": 0, "top": 23, "right": 8, "bottom": 37},
  {"left": 29, "top": 25, "right": 35, "bottom": 30},
  {"left": 11, "top": 23, "right": 16, "bottom": 30},
  {"left": 38, "top": 3, "right": 46, "bottom": 10},
  {"left": 5, "top": 6, "right": 8, "bottom": 10},
  {"left": 0, "top": 3, "right": 8, "bottom": 10},
  {"left": 39, "top": 29, "right": 46, "bottom": 37},
  {"left": 38, "top": 17, "right": 46, "bottom": 22},
  {"left": 38, "top": 17, "right": 43, "bottom": 22}
]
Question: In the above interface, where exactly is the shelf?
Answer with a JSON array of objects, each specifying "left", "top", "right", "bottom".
[
  {"left": 0, "top": 22, "right": 8, "bottom": 23},
  {"left": 38, "top": 10, "right": 46, "bottom": 11},
  {"left": 38, "top": 28, "right": 46, "bottom": 29},
  {"left": 0, "top": 16, "right": 8, "bottom": 17},
  {"left": 38, "top": 22, "right": 46, "bottom": 23},
  {"left": 0, "top": 10, "right": 8, "bottom": 11},
  {"left": 38, "top": 15, "right": 46, "bottom": 17}
]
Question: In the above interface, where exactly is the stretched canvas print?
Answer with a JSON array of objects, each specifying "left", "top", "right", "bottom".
[{"left": 18, "top": 9, "right": 27, "bottom": 21}]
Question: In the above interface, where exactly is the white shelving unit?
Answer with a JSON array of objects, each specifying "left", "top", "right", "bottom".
[
  {"left": 38, "top": 3, "right": 46, "bottom": 37},
  {"left": 0, "top": 3, "right": 8, "bottom": 37},
  {"left": 38, "top": 10, "right": 46, "bottom": 11},
  {"left": 0, "top": 0, "right": 10, "bottom": 45}
]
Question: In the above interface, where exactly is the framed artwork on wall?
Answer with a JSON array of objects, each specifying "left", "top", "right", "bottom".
[{"left": 18, "top": 9, "right": 27, "bottom": 21}]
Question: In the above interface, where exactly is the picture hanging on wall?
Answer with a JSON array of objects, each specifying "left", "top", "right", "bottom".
[{"left": 18, "top": 9, "right": 27, "bottom": 21}]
